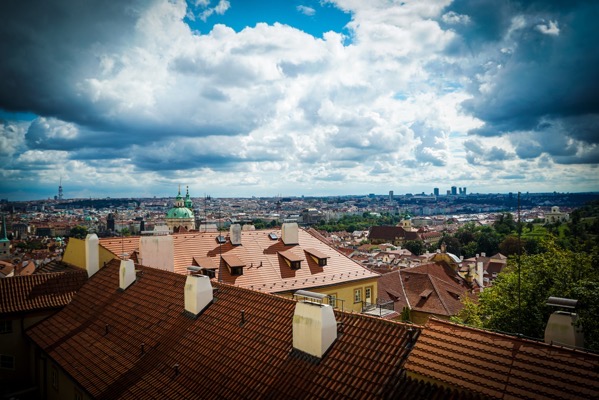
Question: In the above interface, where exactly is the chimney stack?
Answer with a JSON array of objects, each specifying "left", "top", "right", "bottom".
[
  {"left": 476, "top": 261, "right": 484, "bottom": 289},
  {"left": 119, "top": 259, "right": 136, "bottom": 290},
  {"left": 282, "top": 223, "right": 299, "bottom": 245},
  {"left": 230, "top": 224, "right": 242, "bottom": 246},
  {"left": 85, "top": 234, "right": 99, "bottom": 277},
  {"left": 544, "top": 297, "right": 584, "bottom": 347},
  {"left": 293, "top": 291, "right": 337, "bottom": 358},
  {"left": 184, "top": 274, "right": 213, "bottom": 317}
]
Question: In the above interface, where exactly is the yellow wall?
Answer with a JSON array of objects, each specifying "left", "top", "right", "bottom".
[
  {"left": 62, "top": 237, "right": 117, "bottom": 272},
  {"left": 62, "top": 238, "right": 86, "bottom": 270},
  {"left": 279, "top": 276, "right": 379, "bottom": 313}
]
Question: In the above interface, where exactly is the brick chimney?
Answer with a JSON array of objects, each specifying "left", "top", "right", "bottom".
[
  {"left": 282, "top": 223, "right": 299, "bottom": 245},
  {"left": 184, "top": 274, "right": 213, "bottom": 317},
  {"left": 293, "top": 291, "right": 337, "bottom": 358}
]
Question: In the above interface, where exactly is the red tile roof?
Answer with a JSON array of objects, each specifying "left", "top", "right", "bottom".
[
  {"left": 99, "top": 236, "right": 141, "bottom": 259},
  {"left": 378, "top": 263, "right": 470, "bottom": 317},
  {"left": 405, "top": 318, "right": 599, "bottom": 399},
  {"left": 100, "top": 229, "right": 378, "bottom": 294},
  {"left": 27, "top": 259, "right": 433, "bottom": 399},
  {"left": 0, "top": 270, "right": 87, "bottom": 315}
]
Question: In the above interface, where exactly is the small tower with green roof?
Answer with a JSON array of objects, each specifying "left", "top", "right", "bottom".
[
  {"left": 0, "top": 214, "right": 10, "bottom": 260},
  {"left": 165, "top": 186, "right": 196, "bottom": 232}
]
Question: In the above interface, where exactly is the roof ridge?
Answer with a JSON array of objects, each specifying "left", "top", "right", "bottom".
[
  {"left": 427, "top": 274, "right": 451, "bottom": 316},
  {"left": 426, "top": 317, "right": 599, "bottom": 357}
]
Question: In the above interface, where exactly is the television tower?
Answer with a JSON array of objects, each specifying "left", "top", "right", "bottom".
[{"left": 58, "top": 177, "right": 63, "bottom": 200}]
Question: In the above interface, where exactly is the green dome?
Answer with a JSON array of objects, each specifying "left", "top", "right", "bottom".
[{"left": 166, "top": 207, "right": 194, "bottom": 219}]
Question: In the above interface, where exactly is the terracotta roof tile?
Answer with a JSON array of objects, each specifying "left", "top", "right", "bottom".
[
  {"left": 405, "top": 318, "right": 599, "bottom": 400},
  {"left": 0, "top": 270, "right": 87, "bottom": 315},
  {"left": 27, "top": 260, "right": 450, "bottom": 399}
]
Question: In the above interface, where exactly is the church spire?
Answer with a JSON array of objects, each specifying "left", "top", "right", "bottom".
[{"left": 1, "top": 214, "right": 7, "bottom": 241}]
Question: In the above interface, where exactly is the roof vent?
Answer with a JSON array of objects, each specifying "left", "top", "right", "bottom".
[
  {"left": 268, "top": 232, "right": 278, "bottom": 240},
  {"left": 184, "top": 274, "right": 213, "bottom": 317},
  {"left": 292, "top": 290, "right": 337, "bottom": 358},
  {"left": 282, "top": 223, "right": 299, "bottom": 245},
  {"left": 119, "top": 259, "right": 136, "bottom": 290},
  {"left": 216, "top": 235, "right": 226, "bottom": 244},
  {"left": 230, "top": 224, "right": 242, "bottom": 246}
]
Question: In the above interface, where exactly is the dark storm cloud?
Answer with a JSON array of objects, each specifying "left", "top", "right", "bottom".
[
  {"left": 0, "top": 0, "right": 146, "bottom": 121},
  {"left": 442, "top": 0, "right": 599, "bottom": 164}
]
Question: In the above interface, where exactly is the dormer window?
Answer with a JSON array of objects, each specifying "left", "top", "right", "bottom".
[
  {"left": 304, "top": 248, "right": 330, "bottom": 267},
  {"left": 278, "top": 250, "right": 303, "bottom": 270},
  {"left": 221, "top": 254, "right": 245, "bottom": 276}
]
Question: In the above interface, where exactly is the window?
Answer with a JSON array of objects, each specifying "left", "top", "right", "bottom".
[
  {"left": 290, "top": 261, "right": 301, "bottom": 270},
  {"left": 51, "top": 366, "right": 59, "bottom": 391},
  {"left": 0, "top": 320, "right": 12, "bottom": 334},
  {"left": 328, "top": 294, "right": 337, "bottom": 308},
  {"left": 365, "top": 287, "right": 373, "bottom": 304},
  {"left": 354, "top": 288, "right": 362, "bottom": 303},
  {"left": 318, "top": 258, "right": 327, "bottom": 267},
  {"left": 0, "top": 354, "right": 14, "bottom": 370},
  {"left": 230, "top": 266, "right": 243, "bottom": 276}
]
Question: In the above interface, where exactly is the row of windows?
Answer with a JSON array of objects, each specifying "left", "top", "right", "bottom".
[{"left": 325, "top": 286, "right": 375, "bottom": 309}]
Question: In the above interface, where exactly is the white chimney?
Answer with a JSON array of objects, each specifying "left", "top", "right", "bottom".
[
  {"left": 119, "top": 259, "right": 136, "bottom": 290},
  {"left": 477, "top": 261, "right": 484, "bottom": 289},
  {"left": 184, "top": 274, "right": 213, "bottom": 317},
  {"left": 230, "top": 224, "right": 242, "bottom": 246},
  {"left": 544, "top": 311, "right": 584, "bottom": 348},
  {"left": 282, "top": 223, "right": 299, "bottom": 245},
  {"left": 140, "top": 235, "right": 174, "bottom": 272},
  {"left": 85, "top": 234, "right": 99, "bottom": 277},
  {"left": 293, "top": 300, "right": 337, "bottom": 358}
]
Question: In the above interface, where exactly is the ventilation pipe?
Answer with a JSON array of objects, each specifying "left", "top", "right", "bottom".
[{"left": 184, "top": 274, "right": 213, "bottom": 317}]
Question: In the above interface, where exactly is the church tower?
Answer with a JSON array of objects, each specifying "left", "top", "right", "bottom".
[
  {"left": 0, "top": 214, "right": 10, "bottom": 260},
  {"left": 165, "top": 186, "right": 196, "bottom": 232}
]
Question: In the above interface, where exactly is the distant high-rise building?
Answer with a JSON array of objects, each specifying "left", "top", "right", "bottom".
[
  {"left": 389, "top": 191, "right": 394, "bottom": 202},
  {"left": 451, "top": 186, "right": 457, "bottom": 195},
  {"left": 433, "top": 188, "right": 439, "bottom": 196},
  {"left": 462, "top": 187, "right": 467, "bottom": 195}
]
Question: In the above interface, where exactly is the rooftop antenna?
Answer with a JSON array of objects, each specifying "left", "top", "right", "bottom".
[
  {"left": 517, "top": 191, "right": 522, "bottom": 335},
  {"left": 218, "top": 200, "right": 222, "bottom": 283}
]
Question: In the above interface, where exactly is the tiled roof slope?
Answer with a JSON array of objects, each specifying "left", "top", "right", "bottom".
[
  {"left": 0, "top": 270, "right": 87, "bottom": 315},
  {"left": 378, "top": 264, "right": 469, "bottom": 317},
  {"left": 27, "top": 259, "right": 447, "bottom": 400},
  {"left": 99, "top": 236, "right": 141, "bottom": 259},
  {"left": 405, "top": 318, "right": 599, "bottom": 400},
  {"left": 172, "top": 228, "right": 378, "bottom": 292}
]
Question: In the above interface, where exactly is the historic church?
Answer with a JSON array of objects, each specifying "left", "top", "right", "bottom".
[{"left": 165, "top": 186, "right": 195, "bottom": 232}]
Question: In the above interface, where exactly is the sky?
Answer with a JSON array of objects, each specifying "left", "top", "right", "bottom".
[{"left": 0, "top": 0, "right": 598, "bottom": 200}]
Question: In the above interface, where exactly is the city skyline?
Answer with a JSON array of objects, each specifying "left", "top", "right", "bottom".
[{"left": 1, "top": 1, "right": 598, "bottom": 201}]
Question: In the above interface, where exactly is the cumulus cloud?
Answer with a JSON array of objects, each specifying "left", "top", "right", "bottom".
[
  {"left": 0, "top": 0, "right": 596, "bottom": 199},
  {"left": 297, "top": 5, "right": 316, "bottom": 16}
]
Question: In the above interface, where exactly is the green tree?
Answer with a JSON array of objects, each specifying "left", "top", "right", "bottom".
[
  {"left": 404, "top": 240, "right": 425, "bottom": 256},
  {"left": 70, "top": 225, "right": 88, "bottom": 239},
  {"left": 473, "top": 242, "right": 599, "bottom": 350},
  {"left": 450, "top": 296, "right": 482, "bottom": 328}
]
